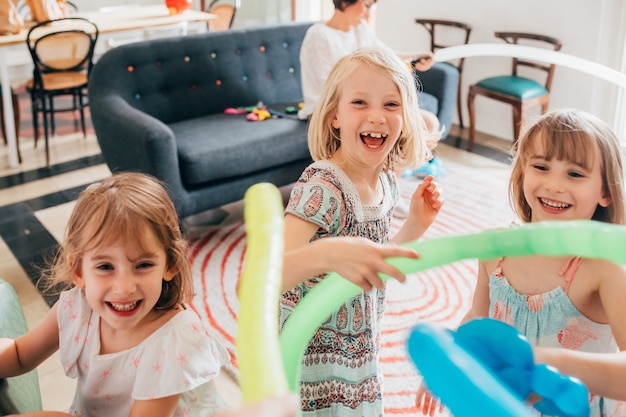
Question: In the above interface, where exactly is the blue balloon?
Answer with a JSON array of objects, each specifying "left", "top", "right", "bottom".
[{"left": 407, "top": 319, "right": 590, "bottom": 417}]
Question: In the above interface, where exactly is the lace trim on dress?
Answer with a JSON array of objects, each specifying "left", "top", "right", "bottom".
[{"left": 313, "top": 160, "right": 395, "bottom": 222}]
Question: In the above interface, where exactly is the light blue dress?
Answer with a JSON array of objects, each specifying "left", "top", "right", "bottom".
[{"left": 489, "top": 257, "right": 625, "bottom": 417}]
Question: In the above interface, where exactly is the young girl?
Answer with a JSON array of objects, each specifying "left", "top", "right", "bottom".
[
  {"left": 458, "top": 109, "right": 626, "bottom": 417},
  {"left": 280, "top": 46, "right": 444, "bottom": 416},
  {"left": 0, "top": 173, "right": 229, "bottom": 417},
  {"left": 298, "top": 0, "right": 442, "bottom": 219}
]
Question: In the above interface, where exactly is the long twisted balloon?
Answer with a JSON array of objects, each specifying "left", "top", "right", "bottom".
[{"left": 279, "top": 220, "right": 625, "bottom": 390}]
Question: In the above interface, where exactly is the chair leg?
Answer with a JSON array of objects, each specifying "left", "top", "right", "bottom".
[
  {"left": 78, "top": 92, "right": 86, "bottom": 138},
  {"left": 0, "top": 96, "right": 6, "bottom": 145},
  {"left": 48, "top": 96, "right": 56, "bottom": 137},
  {"left": 0, "top": 92, "right": 21, "bottom": 163},
  {"left": 467, "top": 87, "right": 476, "bottom": 152},
  {"left": 512, "top": 105, "right": 523, "bottom": 146},
  {"left": 11, "top": 91, "right": 22, "bottom": 163},
  {"left": 456, "top": 77, "right": 464, "bottom": 129},
  {"left": 42, "top": 95, "right": 50, "bottom": 166},
  {"left": 31, "top": 92, "right": 39, "bottom": 148}
]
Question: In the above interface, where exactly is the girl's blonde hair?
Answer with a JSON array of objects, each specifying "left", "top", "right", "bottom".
[
  {"left": 308, "top": 46, "right": 438, "bottom": 172},
  {"left": 509, "top": 109, "right": 625, "bottom": 224},
  {"left": 41, "top": 172, "right": 194, "bottom": 310}
]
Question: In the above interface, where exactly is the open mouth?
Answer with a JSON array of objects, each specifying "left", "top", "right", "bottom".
[
  {"left": 360, "top": 132, "right": 387, "bottom": 149},
  {"left": 107, "top": 300, "right": 141, "bottom": 312},
  {"left": 539, "top": 197, "right": 571, "bottom": 211}
]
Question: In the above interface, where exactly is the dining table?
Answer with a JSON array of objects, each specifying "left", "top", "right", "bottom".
[{"left": 0, "top": 5, "right": 216, "bottom": 168}]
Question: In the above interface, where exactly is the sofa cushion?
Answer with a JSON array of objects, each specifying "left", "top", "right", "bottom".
[{"left": 173, "top": 113, "right": 309, "bottom": 187}]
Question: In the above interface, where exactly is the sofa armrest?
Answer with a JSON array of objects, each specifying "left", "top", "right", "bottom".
[
  {"left": 89, "top": 95, "right": 191, "bottom": 211},
  {"left": 0, "top": 279, "right": 42, "bottom": 414},
  {"left": 415, "top": 62, "right": 459, "bottom": 138}
]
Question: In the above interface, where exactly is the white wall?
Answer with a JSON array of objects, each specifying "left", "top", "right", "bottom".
[
  {"left": 69, "top": 0, "right": 626, "bottom": 143},
  {"left": 375, "top": 0, "right": 626, "bottom": 144}
]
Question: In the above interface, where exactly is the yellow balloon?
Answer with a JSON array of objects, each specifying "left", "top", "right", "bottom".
[{"left": 236, "top": 182, "right": 289, "bottom": 404}]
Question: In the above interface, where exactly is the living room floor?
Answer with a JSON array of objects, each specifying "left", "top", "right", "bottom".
[{"left": 0, "top": 123, "right": 514, "bottom": 412}]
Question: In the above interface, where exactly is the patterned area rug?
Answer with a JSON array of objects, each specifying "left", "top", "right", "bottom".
[{"left": 188, "top": 145, "right": 515, "bottom": 416}]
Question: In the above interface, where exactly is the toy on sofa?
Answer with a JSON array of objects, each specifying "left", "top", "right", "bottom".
[
  {"left": 407, "top": 318, "right": 590, "bottom": 417},
  {"left": 224, "top": 101, "right": 281, "bottom": 122}
]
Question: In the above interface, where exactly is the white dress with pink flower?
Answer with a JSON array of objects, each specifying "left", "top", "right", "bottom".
[
  {"left": 488, "top": 257, "right": 625, "bottom": 417},
  {"left": 57, "top": 287, "right": 230, "bottom": 417}
]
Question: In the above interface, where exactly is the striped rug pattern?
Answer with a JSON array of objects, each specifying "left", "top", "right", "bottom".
[{"left": 188, "top": 152, "right": 514, "bottom": 416}]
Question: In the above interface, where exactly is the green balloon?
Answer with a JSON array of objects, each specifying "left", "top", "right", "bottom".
[{"left": 279, "top": 220, "right": 626, "bottom": 392}]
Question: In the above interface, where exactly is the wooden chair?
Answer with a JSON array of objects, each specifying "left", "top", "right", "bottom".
[
  {"left": 0, "top": 85, "right": 22, "bottom": 163},
  {"left": 205, "top": 0, "right": 240, "bottom": 31},
  {"left": 25, "top": 17, "right": 98, "bottom": 166},
  {"left": 415, "top": 19, "right": 472, "bottom": 129},
  {"left": 467, "top": 32, "right": 562, "bottom": 151}
]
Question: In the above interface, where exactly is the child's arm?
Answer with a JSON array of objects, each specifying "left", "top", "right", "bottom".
[
  {"left": 392, "top": 176, "right": 443, "bottom": 245},
  {"left": 459, "top": 260, "right": 490, "bottom": 325},
  {"left": 534, "top": 348, "right": 626, "bottom": 401},
  {"left": 282, "top": 214, "right": 419, "bottom": 293},
  {"left": 598, "top": 262, "right": 626, "bottom": 350},
  {"left": 0, "top": 303, "right": 60, "bottom": 378}
]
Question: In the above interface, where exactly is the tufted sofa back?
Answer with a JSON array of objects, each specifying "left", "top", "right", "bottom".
[{"left": 89, "top": 22, "right": 312, "bottom": 124}]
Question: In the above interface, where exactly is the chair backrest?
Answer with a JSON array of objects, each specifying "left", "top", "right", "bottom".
[
  {"left": 415, "top": 19, "right": 472, "bottom": 72},
  {"left": 26, "top": 17, "right": 98, "bottom": 87},
  {"left": 207, "top": 0, "right": 240, "bottom": 31},
  {"left": 495, "top": 32, "right": 562, "bottom": 92}
]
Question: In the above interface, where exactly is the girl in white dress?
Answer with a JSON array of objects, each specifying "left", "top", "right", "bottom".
[{"left": 0, "top": 172, "right": 229, "bottom": 417}]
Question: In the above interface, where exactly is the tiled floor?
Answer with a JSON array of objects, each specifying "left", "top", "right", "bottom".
[{"left": 0, "top": 117, "right": 513, "bottom": 411}]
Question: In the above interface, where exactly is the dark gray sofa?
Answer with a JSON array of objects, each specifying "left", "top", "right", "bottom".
[{"left": 88, "top": 22, "right": 458, "bottom": 218}]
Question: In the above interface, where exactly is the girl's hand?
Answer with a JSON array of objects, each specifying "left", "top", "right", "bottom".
[
  {"left": 409, "top": 175, "right": 443, "bottom": 229},
  {"left": 392, "top": 176, "right": 443, "bottom": 245},
  {"left": 415, "top": 382, "right": 445, "bottom": 416},
  {"left": 323, "top": 237, "right": 419, "bottom": 291},
  {"left": 412, "top": 52, "right": 435, "bottom": 71}
]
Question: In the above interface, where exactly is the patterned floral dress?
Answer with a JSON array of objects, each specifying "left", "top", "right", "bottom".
[
  {"left": 489, "top": 257, "right": 626, "bottom": 417},
  {"left": 280, "top": 160, "right": 398, "bottom": 417}
]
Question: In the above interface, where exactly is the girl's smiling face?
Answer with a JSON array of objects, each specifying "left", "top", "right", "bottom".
[
  {"left": 523, "top": 135, "right": 611, "bottom": 223},
  {"left": 331, "top": 64, "right": 403, "bottom": 171},
  {"left": 72, "top": 224, "right": 175, "bottom": 334}
]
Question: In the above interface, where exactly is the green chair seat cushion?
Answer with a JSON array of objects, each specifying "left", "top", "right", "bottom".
[{"left": 476, "top": 75, "right": 547, "bottom": 100}]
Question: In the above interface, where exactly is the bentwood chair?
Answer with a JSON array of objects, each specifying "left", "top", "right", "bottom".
[
  {"left": 0, "top": 85, "right": 21, "bottom": 163},
  {"left": 467, "top": 32, "right": 562, "bottom": 151},
  {"left": 415, "top": 19, "right": 472, "bottom": 129},
  {"left": 25, "top": 17, "right": 98, "bottom": 166},
  {"left": 205, "top": 0, "right": 240, "bottom": 31}
]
